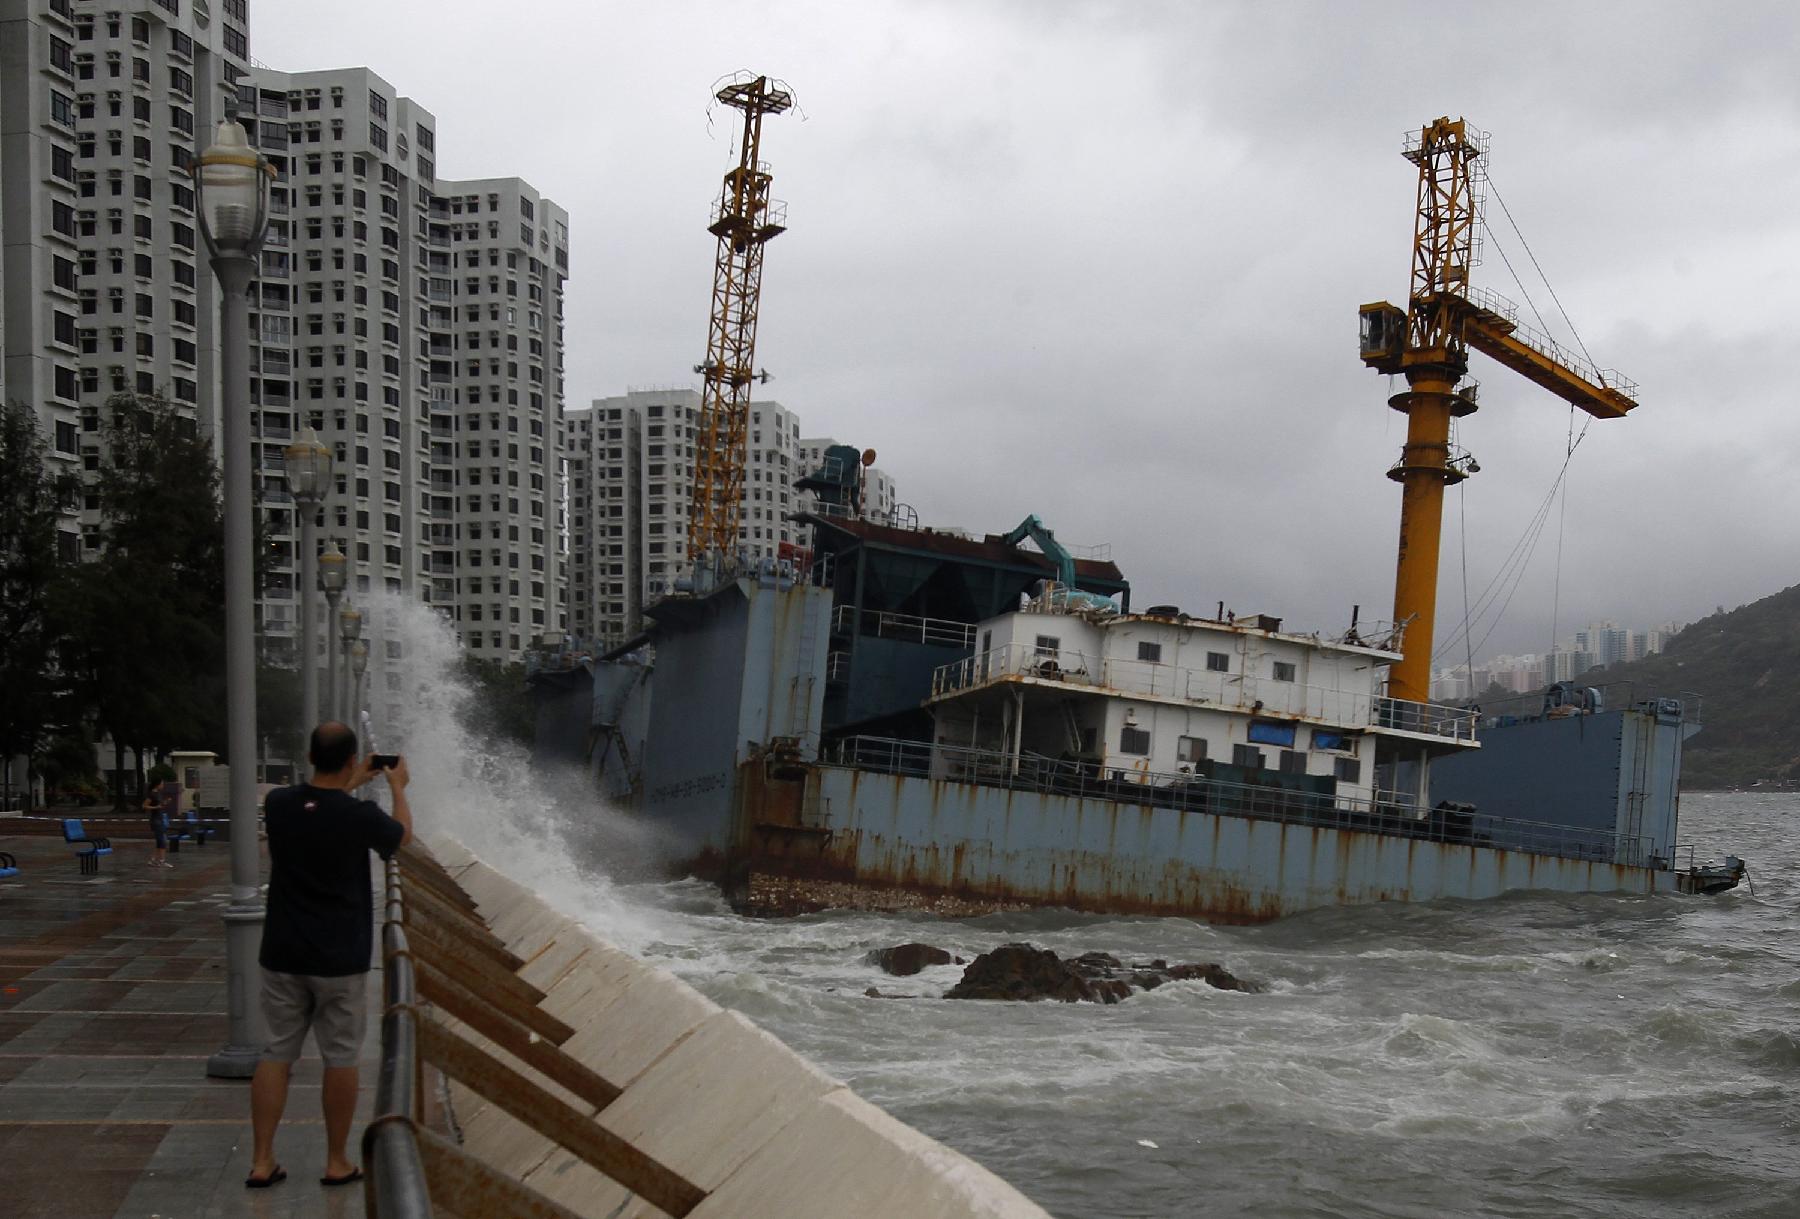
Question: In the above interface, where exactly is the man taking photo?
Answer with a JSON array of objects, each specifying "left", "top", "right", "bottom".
[{"left": 244, "top": 720, "right": 411, "bottom": 1189}]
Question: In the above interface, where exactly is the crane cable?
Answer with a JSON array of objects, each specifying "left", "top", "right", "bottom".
[
  {"left": 1436, "top": 173, "right": 1598, "bottom": 668},
  {"left": 1487, "top": 177, "right": 1599, "bottom": 373}
]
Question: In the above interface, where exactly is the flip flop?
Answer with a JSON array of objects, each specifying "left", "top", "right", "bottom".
[
  {"left": 245, "top": 1166, "right": 287, "bottom": 1189},
  {"left": 320, "top": 1167, "right": 364, "bottom": 1187}
]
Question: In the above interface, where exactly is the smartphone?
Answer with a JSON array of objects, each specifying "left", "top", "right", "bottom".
[{"left": 370, "top": 753, "right": 400, "bottom": 771}]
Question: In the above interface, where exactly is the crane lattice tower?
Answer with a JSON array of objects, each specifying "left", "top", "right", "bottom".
[
  {"left": 687, "top": 75, "right": 793, "bottom": 563},
  {"left": 1359, "top": 117, "right": 1636, "bottom": 703}
]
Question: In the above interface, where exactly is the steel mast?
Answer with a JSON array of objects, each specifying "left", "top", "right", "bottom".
[
  {"left": 687, "top": 75, "right": 792, "bottom": 574},
  {"left": 1360, "top": 117, "right": 1637, "bottom": 703}
]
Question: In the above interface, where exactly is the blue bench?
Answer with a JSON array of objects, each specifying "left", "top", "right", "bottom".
[
  {"left": 62, "top": 818, "right": 113, "bottom": 875},
  {"left": 168, "top": 809, "right": 213, "bottom": 851},
  {"left": 0, "top": 850, "right": 17, "bottom": 880}
]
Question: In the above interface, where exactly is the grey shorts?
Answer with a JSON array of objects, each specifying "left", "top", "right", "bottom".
[{"left": 260, "top": 969, "right": 369, "bottom": 1069}]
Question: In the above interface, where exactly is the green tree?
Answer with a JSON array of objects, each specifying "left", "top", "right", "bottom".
[
  {"left": 0, "top": 401, "right": 78, "bottom": 806},
  {"left": 56, "top": 392, "right": 227, "bottom": 806}
]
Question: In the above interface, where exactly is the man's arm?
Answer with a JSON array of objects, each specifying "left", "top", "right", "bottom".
[{"left": 385, "top": 756, "right": 413, "bottom": 847}]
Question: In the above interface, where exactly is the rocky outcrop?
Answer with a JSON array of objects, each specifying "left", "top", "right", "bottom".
[
  {"left": 864, "top": 943, "right": 957, "bottom": 976},
  {"left": 942, "top": 944, "right": 1258, "bottom": 1004}
]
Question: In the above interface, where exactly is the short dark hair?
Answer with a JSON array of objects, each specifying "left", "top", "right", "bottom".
[{"left": 309, "top": 721, "right": 358, "bottom": 773}]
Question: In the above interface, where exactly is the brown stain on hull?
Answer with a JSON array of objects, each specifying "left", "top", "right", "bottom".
[{"left": 728, "top": 756, "right": 1659, "bottom": 924}]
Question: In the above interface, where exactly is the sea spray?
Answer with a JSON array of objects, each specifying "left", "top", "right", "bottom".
[{"left": 360, "top": 588, "right": 678, "bottom": 953}]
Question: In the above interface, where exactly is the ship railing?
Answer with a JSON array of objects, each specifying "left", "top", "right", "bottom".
[
  {"left": 364, "top": 843, "right": 711, "bottom": 1219},
  {"left": 826, "top": 735, "right": 1643, "bottom": 866},
  {"left": 1466, "top": 681, "right": 1704, "bottom": 729},
  {"left": 831, "top": 604, "right": 976, "bottom": 649},
  {"left": 931, "top": 645, "right": 1478, "bottom": 741}
]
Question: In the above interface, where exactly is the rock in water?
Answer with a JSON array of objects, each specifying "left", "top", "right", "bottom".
[
  {"left": 943, "top": 943, "right": 1113, "bottom": 1003},
  {"left": 944, "top": 943, "right": 1260, "bottom": 1003},
  {"left": 1161, "top": 962, "right": 1259, "bottom": 993},
  {"left": 865, "top": 942, "right": 954, "bottom": 977}
]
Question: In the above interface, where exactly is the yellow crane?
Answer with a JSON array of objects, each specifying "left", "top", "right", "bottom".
[
  {"left": 1359, "top": 117, "right": 1638, "bottom": 704},
  {"left": 687, "top": 75, "right": 793, "bottom": 567}
]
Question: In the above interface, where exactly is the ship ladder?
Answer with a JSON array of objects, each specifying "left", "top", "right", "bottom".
[
  {"left": 790, "top": 589, "right": 823, "bottom": 751},
  {"left": 1061, "top": 699, "right": 1084, "bottom": 754},
  {"left": 1624, "top": 707, "right": 1652, "bottom": 862}
]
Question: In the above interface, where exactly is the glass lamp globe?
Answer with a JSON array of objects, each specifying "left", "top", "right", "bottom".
[
  {"left": 317, "top": 542, "right": 347, "bottom": 595},
  {"left": 350, "top": 640, "right": 369, "bottom": 678},
  {"left": 194, "top": 118, "right": 265, "bottom": 249},
  {"left": 283, "top": 427, "right": 332, "bottom": 505},
  {"left": 339, "top": 603, "right": 363, "bottom": 643}
]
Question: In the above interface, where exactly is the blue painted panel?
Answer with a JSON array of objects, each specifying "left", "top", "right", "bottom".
[{"left": 817, "top": 768, "right": 1671, "bottom": 919}]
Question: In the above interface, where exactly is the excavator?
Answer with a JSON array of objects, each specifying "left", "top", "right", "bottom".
[
  {"left": 1003, "top": 515, "right": 1118, "bottom": 615},
  {"left": 1360, "top": 117, "right": 1638, "bottom": 703}
]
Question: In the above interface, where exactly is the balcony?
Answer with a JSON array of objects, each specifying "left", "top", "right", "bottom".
[{"left": 930, "top": 643, "right": 1478, "bottom": 744}]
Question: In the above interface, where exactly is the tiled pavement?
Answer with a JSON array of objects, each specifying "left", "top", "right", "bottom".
[{"left": 0, "top": 826, "right": 381, "bottom": 1218}]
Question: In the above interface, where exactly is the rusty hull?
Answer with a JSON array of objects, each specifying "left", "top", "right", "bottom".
[{"left": 736, "top": 759, "right": 1678, "bottom": 922}]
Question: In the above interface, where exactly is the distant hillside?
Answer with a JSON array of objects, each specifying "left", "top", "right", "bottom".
[{"left": 1560, "top": 584, "right": 1800, "bottom": 789}]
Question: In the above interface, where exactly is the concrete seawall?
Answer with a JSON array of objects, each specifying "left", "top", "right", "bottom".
[{"left": 429, "top": 834, "right": 1050, "bottom": 1219}]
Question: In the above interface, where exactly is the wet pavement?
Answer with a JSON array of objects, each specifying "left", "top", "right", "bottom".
[{"left": 0, "top": 822, "right": 381, "bottom": 1218}]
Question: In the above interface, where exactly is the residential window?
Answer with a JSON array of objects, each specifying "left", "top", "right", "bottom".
[
  {"left": 1272, "top": 660, "right": 1297, "bottom": 682},
  {"left": 1310, "top": 729, "right": 1354, "bottom": 752},
  {"left": 1205, "top": 651, "right": 1230, "bottom": 673},
  {"left": 1034, "top": 635, "right": 1060, "bottom": 659},
  {"left": 1231, "top": 744, "right": 1265, "bottom": 770},
  {"left": 1247, "top": 720, "right": 1297, "bottom": 748},
  {"left": 1176, "top": 736, "right": 1207, "bottom": 764},
  {"left": 1333, "top": 758, "right": 1362, "bottom": 784},
  {"left": 1119, "top": 724, "right": 1151, "bottom": 756},
  {"left": 1137, "top": 641, "right": 1162, "bottom": 663}
]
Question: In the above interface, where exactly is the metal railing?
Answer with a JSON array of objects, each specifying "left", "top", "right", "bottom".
[
  {"left": 1467, "top": 680, "right": 1703, "bottom": 729},
  {"left": 831, "top": 604, "right": 976, "bottom": 649},
  {"left": 931, "top": 643, "right": 1478, "bottom": 742},
  {"left": 364, "top": 843, "right": 709, "bottom": 1218},
  {"left": 827, "top": 735, "right": 1646, "bottom": 865}
]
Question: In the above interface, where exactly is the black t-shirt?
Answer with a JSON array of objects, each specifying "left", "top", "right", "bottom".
[{"left": 259, "top": 783, "right": 406, "bottom": 977}]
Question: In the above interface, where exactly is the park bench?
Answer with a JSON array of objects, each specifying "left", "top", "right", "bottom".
[
  {"left": 61, "top": 818, "right": 113, "bottom": 875},
  {"left": 0, "top": 850, "right": 17, "bottom": 880},
  {"left": 167, "top": 809, "right": 213, "bottom": 851}
]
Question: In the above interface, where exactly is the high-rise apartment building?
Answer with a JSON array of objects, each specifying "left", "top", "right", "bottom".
[
  {"left": 434, "top": 176, "right": 568, "bottom": 657},
  {"left": 1, "top": 0, "right": 249, "bottom": 558},
  {"left": 566, "top": 390, "right": 826, "bottom": 648},
  {"left": 237, "top": 67, "right": 568, "bottom": 664}
]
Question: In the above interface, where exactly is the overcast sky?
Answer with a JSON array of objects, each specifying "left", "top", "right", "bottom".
[{"left": 259, "top": 0, "right": 1800, "bottom": 665}]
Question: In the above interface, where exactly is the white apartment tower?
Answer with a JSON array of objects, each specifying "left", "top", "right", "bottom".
[
  {"left": 564, "top": 390, "right": 805, "bottom": 648},
  {"left": 238, "top": 67, "right": 569, "bottom": 664},
  {"left": 1, "top": 0, "right": 249, "bottom": 558},
  {"left": 2, "top": 5, "right": 569, "bottom": 679},
  {"left": 435, "top": 176, "right": 568, "bottom": 657}
]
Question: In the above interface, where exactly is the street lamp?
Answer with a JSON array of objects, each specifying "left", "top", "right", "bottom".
[
  {"left": 282, "top": 427, "right": 331, "bottom": 758},
  {"left": 318, "top": 540, "right": 346, "bottom": 730},
  {"left": 194, "top": 110, "right": 276, "bottom": 1080},
  {"left": 338, "top": 603, "right": 363, "bottom": 722},
  {"left": 350, "top": 640, "right": 370, "bottom": 735}
]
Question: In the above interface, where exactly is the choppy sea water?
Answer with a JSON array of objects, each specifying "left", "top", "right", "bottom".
[
  {"left": 370, "top": 597, "right": 1798, "bottom": 1219},
  {"left": 601, "top": 795, "right": 1800, "bottom": 1219}
]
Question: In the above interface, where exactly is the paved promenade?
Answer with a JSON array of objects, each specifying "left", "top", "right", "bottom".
[{"left": 0, "top": 823, "right": 380, "bottom": 1218}]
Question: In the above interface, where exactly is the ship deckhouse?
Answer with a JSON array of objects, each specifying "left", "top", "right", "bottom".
[{"left": 925, "top": 592, "right": 1478, "bottom": 812}]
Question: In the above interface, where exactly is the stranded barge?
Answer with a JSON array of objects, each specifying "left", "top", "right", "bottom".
[{"left": 531, "top": 457, "right": 1738, "bottom": 921}]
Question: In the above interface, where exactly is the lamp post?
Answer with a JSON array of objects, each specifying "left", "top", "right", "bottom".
[
  {"left": 350, "top": 640, "right": 370, "bottom": 739},
  {"left": 338, "top": 603, "right": 363, "bottom": 722},
  {"left": 194, "top": 111, "right": 275, "bottom": 1079},
  {"left": 282, "top": 428, "right": 331, "bottom": 756},
  {"left": 318, "top": 541, "right": 346, "bottom": 729}
]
